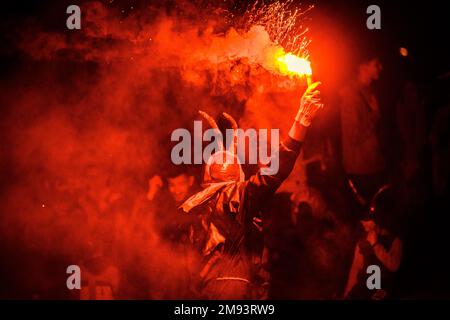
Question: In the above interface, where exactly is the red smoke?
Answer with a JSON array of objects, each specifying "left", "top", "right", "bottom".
[{"left": 0, "top": 0, "right": 319, "bottom": 298}]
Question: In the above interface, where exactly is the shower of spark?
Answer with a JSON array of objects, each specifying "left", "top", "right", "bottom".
[
  {"left": 243, "top": 0, "right": 314, "bottom": 58},
  {"left": 235, "top": 0, "right": 314, "bottom": 80}
]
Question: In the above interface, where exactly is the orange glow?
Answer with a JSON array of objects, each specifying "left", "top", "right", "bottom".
[
  {"left": 399, "top": 47, "right": 408, "bottom": 57},
  {"left": 276, "top": 52, "right": 312, "bottom": 77}
]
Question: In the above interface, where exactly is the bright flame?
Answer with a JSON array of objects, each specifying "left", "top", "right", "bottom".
[
  {"left": 276, "top": 53, "right": 312, "bottom": 77},
  {"left": 399, "top": 47, "right": 408, "bottom": 57}
]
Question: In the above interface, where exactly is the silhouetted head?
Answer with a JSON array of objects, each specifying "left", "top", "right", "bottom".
[
  {"left": 358, "top": 58, "right": 383, "bottom": 86},
  {"left": 167, "top": 170, "right": 195, "bottom": 203}
]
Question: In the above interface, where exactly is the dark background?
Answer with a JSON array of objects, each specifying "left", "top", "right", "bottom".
[{"left": 0, "top": 0, "right": 449, "bottom": 299}]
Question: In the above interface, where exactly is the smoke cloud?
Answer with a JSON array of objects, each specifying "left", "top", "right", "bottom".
[{"left": 0, "top": 0, "right": 310, "bottom": 298}]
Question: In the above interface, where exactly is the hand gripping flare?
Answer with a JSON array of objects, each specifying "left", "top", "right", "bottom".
[{"left": 295, "top": 81, "right": 324, "bottom": 127}]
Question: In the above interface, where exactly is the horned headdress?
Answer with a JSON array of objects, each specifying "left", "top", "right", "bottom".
[{"left": 198, "top": 110, "right": 245, "bottom": 185}]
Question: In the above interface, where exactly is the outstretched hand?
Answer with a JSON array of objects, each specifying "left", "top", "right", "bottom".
[{"left": 296, "top": 81, "right": 323, "bottom": 127}]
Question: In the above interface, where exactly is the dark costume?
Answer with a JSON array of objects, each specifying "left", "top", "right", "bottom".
[{"left": 180, "top": 137, "right": 302, "bottom": 299}]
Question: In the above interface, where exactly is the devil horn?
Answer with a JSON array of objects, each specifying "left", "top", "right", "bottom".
[
  {"left": 222, "top": 112, "right": 238, "bottom": 154},
  {"left": 199, "top": 110, "right": 219, "bottom": 129},
  {"left": 222, "top": 112, "right": 238, "bottom": 130},
  {"left": 198, "top": 110, "right": 224, "bottom": 151}
]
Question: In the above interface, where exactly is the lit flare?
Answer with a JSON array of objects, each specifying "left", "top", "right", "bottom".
[{"left": 276, "top": 53, "right": 312, "bottom": 78}]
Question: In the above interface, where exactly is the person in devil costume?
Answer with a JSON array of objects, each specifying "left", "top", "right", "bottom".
[{"left": 179, "top": 81, "right": 323, "bottom": 299}]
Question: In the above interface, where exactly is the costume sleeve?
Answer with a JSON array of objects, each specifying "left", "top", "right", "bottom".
[{"left": 245, "top": 136, "right": 302, "bottom": 203}]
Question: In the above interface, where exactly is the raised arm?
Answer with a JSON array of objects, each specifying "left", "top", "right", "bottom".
[
  {"left": 343, "top": 243, "right": 365, "bottom": 298},
  {"left": 247, "top": 81, "right": 323, "bottom": 196},
  {"left": 372, "top": 238, "right": 403, "bottom": 272}
]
